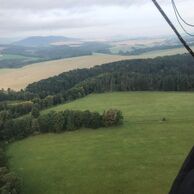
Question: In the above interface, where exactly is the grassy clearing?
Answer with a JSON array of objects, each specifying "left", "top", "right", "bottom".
[{"left": 7, "top": 92, "right": 194, "bottom": 194}]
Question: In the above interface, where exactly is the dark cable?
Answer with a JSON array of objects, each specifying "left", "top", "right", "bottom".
[
  {"left": 151, "top": 0, "right": 194, "bottom": 59},
  {"left": 172, "top": 0, "right": 194, "bottom": 37},
  {"left": 172, "top": 0, "right": 194, "bottom": 27}
]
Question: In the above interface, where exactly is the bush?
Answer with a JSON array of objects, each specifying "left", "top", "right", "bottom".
[
  {"left": 0, "top": 172, "right": 21, "bottom": 194},
  {"left": 0, "top": 144, "right": 21, "bottom": 194},
  {"left": 103, "top": 109, "right": 123, "bottom": 127}
]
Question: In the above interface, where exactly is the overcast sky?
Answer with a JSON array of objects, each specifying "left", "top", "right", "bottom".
[{"left": 0, "top": 0, "right": 194, "bottom": 40}]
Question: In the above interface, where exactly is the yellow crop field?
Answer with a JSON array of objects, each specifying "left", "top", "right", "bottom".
[{"left": 0, "top": 54, "right": 133, "bottom": 90}]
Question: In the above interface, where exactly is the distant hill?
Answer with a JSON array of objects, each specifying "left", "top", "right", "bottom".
[{"left": 13, "top": 36, "right": 79, "bottom": 47}]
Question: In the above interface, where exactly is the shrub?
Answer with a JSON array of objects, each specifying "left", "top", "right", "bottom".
[
  {"left": 103, "top": 109, "right": 123, "bottom": 127},
  {"left": 0, "top": 172, "right": 21, "bottom": 194},
  {"left": 0, "top": 144, "right": 21, "bottom": 194}
]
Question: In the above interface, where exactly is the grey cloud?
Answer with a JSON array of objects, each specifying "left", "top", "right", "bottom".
[
  {"left": 0, "top": 0, "right": 193, "bottom": 39},
  {"left": 0, "top": 12, "right": 107, "bottom": 32},
  {"left": 0, "top": 7, "right": 112, "bottom": 36},
  {"left": 0, "top": 0, "right": 148, "bottom": 10},
  {"left": 0, "top": 0, "right": 187, "bottom": 11}
]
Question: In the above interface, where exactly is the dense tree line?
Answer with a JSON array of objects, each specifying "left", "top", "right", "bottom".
[
  {"left": 0, "top": 143, "right": 21, "bottom": 193},
  {"left": 26, "top": 54, "right": 194, "bottom": 96},
  {"left": 0, "top": 101, "right": 33, "bottom": 120},
  {"left": 7, "top": 102, "right": 33, "bottom": 118},
  {"left": 0, "top": 89, "right": 35, "bottom": 102},
  {"left": 0, "top": 109, "right": 123, "bottom": 141},
  {"left": 67, "top": 71, "right": 194, "bottom": 95}
]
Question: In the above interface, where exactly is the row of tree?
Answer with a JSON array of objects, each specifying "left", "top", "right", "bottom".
[
  {"left": 0, "top": 89, "right": 35, "bottom": 102},
  {"left": 0, "top": 109, "right": 123, "bottom": 141},
  {"left": 1, "top": 102, "right": 33, "bottom": 118},
  {"left": 0, "top": 143, "right": 21, "bottom": 193}
]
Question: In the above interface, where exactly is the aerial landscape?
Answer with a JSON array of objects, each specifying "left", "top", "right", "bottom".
[{"left": 0, "top": 0, "right": 194, "bottom": 194}]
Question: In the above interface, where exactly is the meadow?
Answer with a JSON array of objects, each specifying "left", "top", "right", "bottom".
[
  {"left": 0, "top": 45, "right": 192, "bottom": 91},
  {"left": 7, "top": 92, "right": 194, "bottom": 194}
]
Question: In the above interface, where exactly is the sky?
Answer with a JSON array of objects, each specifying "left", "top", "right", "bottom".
[{"left": 0, "top": 0, "right": 194, "bottom": 40}]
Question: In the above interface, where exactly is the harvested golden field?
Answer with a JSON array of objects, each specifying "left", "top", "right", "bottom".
[
  {"left": 0, "top": 54, "right": 133, "bottom": 90},
  {"left": 0, "top": 47, "right": 190, "bottom": 91}
]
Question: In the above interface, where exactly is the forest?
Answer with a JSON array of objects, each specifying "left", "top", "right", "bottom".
[{"left": 26, "top": 54, "right": 194, "bottom": 95}]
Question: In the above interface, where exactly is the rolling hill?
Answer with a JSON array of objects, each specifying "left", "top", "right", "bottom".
[{"left": 13, "top": 36, "right": 79, "bottom": 47}]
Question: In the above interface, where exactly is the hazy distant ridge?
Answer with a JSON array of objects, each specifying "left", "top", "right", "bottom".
[{"left": 13, "top": 36, "right": 79, "bottom": 47}]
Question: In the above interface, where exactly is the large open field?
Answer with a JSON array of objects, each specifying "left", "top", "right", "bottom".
[
  {"left": 7, "top": 92, "right": 194, "bottom": 194},
  {"left": 0, "top": 45, "right": 192, "bottom": 91}
]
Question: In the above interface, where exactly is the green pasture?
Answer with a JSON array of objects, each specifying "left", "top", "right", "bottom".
[{"left": 7, "top": 92, "right": 194, "bottom": 194}]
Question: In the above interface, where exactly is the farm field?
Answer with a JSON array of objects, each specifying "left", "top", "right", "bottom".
[
  {"left": 0, "top": 54, "right": 133, "bottom": 90},
  {"left": 139, "top": 46, "right": 194, "bottom": 58},
  {"left": 0, "top": 54, "right": 38, "bottom": 61},
  {"left": 0, "top": 45, "right": 192, "bottom": 91},
  {"left": 0, "top": 54, "right": 42, "bottom": 69},
  {"left": 7, "top": 92, "right": 194, "bottom": 194}
]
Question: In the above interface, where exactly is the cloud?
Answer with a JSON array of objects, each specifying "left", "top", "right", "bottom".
[
  {"left": 0, "top": 9, "right": 108, "bottom": 32},
  {"left": 0, "top": 0, "right": 193, "bottom": 39},
  {"left": 0, "top": 0, "right": 148, "bottom": 10}
]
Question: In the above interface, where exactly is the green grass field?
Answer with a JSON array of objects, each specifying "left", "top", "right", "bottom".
[
  {"left": 0, "top": 54, "right": 39, "bottom": 61},
  {"left": 7, "top": 92, "right": 194, "bottom": 194}
]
